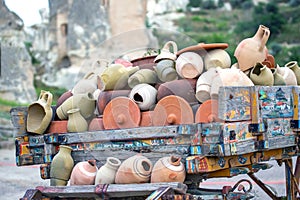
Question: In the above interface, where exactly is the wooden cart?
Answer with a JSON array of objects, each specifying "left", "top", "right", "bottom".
[{"left": 11, "top": 86, "right": 300, "bottom": 199}]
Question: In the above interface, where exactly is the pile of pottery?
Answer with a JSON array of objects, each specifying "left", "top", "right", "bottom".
[
  {"left": 50, "top": 145, "right": 186, "bottom": 186},
  {"left": 26, "top": 24, "right": 300, "bottom": 135}
]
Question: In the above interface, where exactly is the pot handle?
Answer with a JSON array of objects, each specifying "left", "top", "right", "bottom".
[
  {"left": 83, "top": 71, "right": 95, "bottom": 80},
  {"left": 259, "top": 28, "right": 270, "bottom": 51},
  {"left": 162, "top": 41, "right": 178, "bottom": 54},
  {"left": 41, "top": 91, "right": 53, "bottom": 108}
]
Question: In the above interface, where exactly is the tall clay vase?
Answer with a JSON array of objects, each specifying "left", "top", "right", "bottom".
[
  {"left": 249, "top": 63, "right": 274, "bottom": 86},
  {"left": 129, "top": 83, "right": 157, "bottom": 111},
  {"left": 97, "top": 90, "right": 131, "bottom": 115},
  {"left": 115, "top": 154, "right": 153, "bottom": 184},
  {"left": 128, "top": 69, "right": 158, "bottom": 88},
  {"left": 285, "top": 61, "right": 300, "bottom": 85},
  {"left": 72, "top": 72, "right": 98, "bottom": 95},
  {"left": 151, "top": 155, "right": 186, "bottom": 183},
  {"left": 276, "top": 65, "right": 297, "bottom": 86},
  {"left": 70, "top": 160, "right": 98, "bottom": 185},
  {"left": 50, "top": 145, "right": 74, "bottom": 186},
  {"left": 157, "top": 79, "right": 198, "bottom": 105},
  {"left": 67, "top": 108, "right": 88, "bottom": 132},
  {"left": 56, "top": 92, "right": 96, "bottom": 120},
  {"left": 27, "top": 90, "right": 53, "bottom": 134},
  {"left": 99, "top": 64, "right": 139, "bottom": 90},
  {"left": 234, "top": 25, "right": 270, "bottom": 72},
  {"left": 95, "top": 157, "right": 122, "bottom": 184}
]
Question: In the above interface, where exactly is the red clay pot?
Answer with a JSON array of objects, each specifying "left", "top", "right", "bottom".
[
  {"left": 56, "top": 90, "right": 73, "bottom": 108},
  {"left": 103, "top": 97, "right": 141, "bottom": 130},
  {"left": 97, "top": 90, "right": 131, "bottom": 115},
  {"left": 195, "top": 99, "right": 222, "bottom": 123},
  {"left": 131, "top": 55, "right": 156, "bottom": 70},
  {"left": 47, "top": 120, "right": 68, "bottom": 133},
  {"left": 88, "top": 117, "right": 105, "bottom": 131},
  {"left": 152, "top": 95, "right": 194, "bottom": 126},
  {"left": 140, "top": 111, "right": 154, "bottom": 127}
]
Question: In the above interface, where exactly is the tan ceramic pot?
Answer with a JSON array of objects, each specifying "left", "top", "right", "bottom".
[
  {"left": 271, "top": 67, "right": 286, "bottom": 86},
  {"left": 154, "top": 41, "right": 178, "bottom": 63},
  {"left": 249, "top": 62, "right": 274, "bottom": 86},
  {"left": 56, "top": 92, "right": 96, "bottom": 120},
  {"left": 128, "top": 69, "right": 158, "bottom": 88},
  {"left": 95, "top": 157, "right": 122, "bottom": 184},
  {"left": 115, "top": 154, "right": 153, "bottom": 184},
  {"left": 154, "top": 59, "right": 178, "bottom": 82},
  {"left": 276, "top": 64, "right": 297, "bottom": 86},
  {"left": 67, "top": 108, "right": 88, "bottom": 133},
  {"left": 151, "top": 156, "right": 186, "bottom": 183},
  {"left": 27, "top": 90, "right": 53, "bottom": 134},
  {"left": 70, "top": 160, "right": 98, "bottom": 185},
  {"left": 234, "top": 25, "right": 270, "bottom": 72},
  {"left": 285, "top": 61, "right": 300, "bottom": 85},
  {"left": 176, "top": 51, "right": 203, "bottom": 79},
  {"left": 204, "top": 49, "right": 231, "bottom": 70},
  {"left": 50, "top": 145, "right": 74, "bottom": 186},
  {"left": 72, "top": 72, "right": 98, "bottom": 95}
]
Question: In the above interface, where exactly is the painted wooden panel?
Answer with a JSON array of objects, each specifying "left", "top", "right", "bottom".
[
  {"left": 257, "top": 86, "right": 293, "bottom": 119},
  {"left": 10, "top": 107, "right": 28, "bottom": 136},
  {"left": 223, "top": 121, "right": 256, "bottom": 144},
  {"left": 218, "top": 86, "right": 252, "bottom": 121},
  {"left": 185, "top": 156, "right": 228, "bottom": 174}
]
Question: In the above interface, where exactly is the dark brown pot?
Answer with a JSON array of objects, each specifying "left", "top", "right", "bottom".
[
  {"left": 131, "top": 55, "right": 156, "bottom": 70},
  {"left": 97, "top": 90, "right": 131, "bottom": 115},
  {"left": 56, "top": 90, "right": 73, "bottom": 108},
  {"left": 156, "top": 79, "right": 198, "bottom": 105}
]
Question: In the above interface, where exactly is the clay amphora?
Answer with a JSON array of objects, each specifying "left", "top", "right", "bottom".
[
  {"left": 97, "top": 90, "right": 131, "bottom": 115},
  {"left": 129, "top": 83, "right": 157, "bottom": 111},
  {"left": 154, "top": 59, "right": 178, "bottom": 82},
  {"left": 27, "top": 90, "right": 53, "bottom": 134},
  {"left": 285, "top": 61, "right": 300, "bottom": 85},
  {"left": 276, "top": 65, "right": 297, "bottom": 86},
  {"left": 128, "top": 69, "right": 158, "bottom": 88},
  {"left": 271, "top": 68, "right": 286, "bottom": 86},
  {"left": 72, "top": 72, "right": 98, "bottom": 95},
  {"left": 56, "top": 92, "right": 96, "bottom": 120},
  {"left": 56, "top": 90, "right": 73, "bottom": 108},
  {"left": 195, "top": 67, "right": 219, "bottom": 103},
  {"left": 249, "top": 63, "right": 274, "bottom": 86},
  {"left": 70, "top": 160, "right": 98, "bottom": 185},
  {"left": 95, "top": 157, "right": 122, "bottom": 184},
  {"left": 176, "top": 52, "right": 203, "bottom": 79},
  {"left": 157, "top": 79, "right": 198, "bottom": 105},
  {"left": 151, "top": 155, "right": 186, "bottom": 183},
  {"left": 154, "top": 41, "right": 178, "bottom": 63},
  {"left": 99, "top": 64, "right": 139, "bottom": 90},
  {"left": 204, "top": 49, "right": 231, "bottom": 70},
  {"left": 88, "top": 117, "right": 104, "bottom": 131},
  {"left": 210, "top": 66, "right": 254, "bottom": 99},
  {"left": 50, "top": 145, "right": 74, "bottom": 186},
  {"left": 115, "top": 154, "right": 153, "bottom": 184},
  {"left": 234, "top": 25, "right": 270, "bottom": 72},
  {"left": 67, "top": 108, "right": 88, "bottom": 132}
]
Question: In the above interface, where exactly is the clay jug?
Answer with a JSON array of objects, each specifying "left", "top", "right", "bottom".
[
  {"left": 210, "top": 67, "right": 254, "bottom": 99},
  {"left": 99, "top": 64, "right": 139, "bottom": 90},
  {"left": 176, "top": 52, "right": 203, "bottom": 79},
  {"left": 151, "top": 155, "right": 186, "bottom": 183},
  {"left": 271, "top": 67, "right": 286, "bottom": 86},
  {"left": 27, "top": 90, "right": 53, "bottom": 134},
  {"left": 56, "top": 92, "right": 96, "bottom": 120},
  {"left": 70, "top": 160, "right": 98, "bottom": 185},
  {"left": 204, "top": 49, "right": 231, "bottom": 70},
  {"left": 157, "top": 79, "right": 198, "bottom": 105},
  {"left": 72, "top": 72, "right": 98, "bottom": 95},
  {"left": 50, "top": 145, "right": 74, "bottom": 186},
  {"left": 129, "top": 83, "right": 157, "bottom": 111},
  {"left": 56, "top": 90, "right": 73, "bottom": 108},
  {"left": 276, "top": 65, "right": 297, "bottom": 86},
  {"left": 234, "top": 25, "right": 270, "bottom": 72},
  {"left": 154, "top": 41, "right": 178, "bottom": 63},
  {"left": 249, "top": 63, "right": 274, "bottom": 86},
  {"left": 154, "top": 59, "right": 178, "bottom": 82},
  {"left": 115, "top": 154, "right": 153, "bottom": 184},
  {"left": 285, "top": 61, "right": 300, "bottom": 85},
  {"left": 95, "top": 157, "right": 122, "bottom": 184},
  {"left": 67, "top": 108, "right": 88, "bottom": 132},
  {"left": 128, "top": 69, "right": 158, "bottom": 88},
  {"left": 97, "top": 90, "right": 131, "bottom": 115},
  {"left": 195, "top": 67, "right": 219, "bottom": 103}
]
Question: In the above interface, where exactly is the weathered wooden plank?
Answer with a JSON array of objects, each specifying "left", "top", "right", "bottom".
[{"left": 35, "top": 182, "right": 187, "bottom": 198}]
